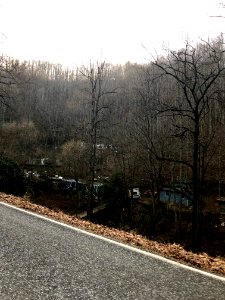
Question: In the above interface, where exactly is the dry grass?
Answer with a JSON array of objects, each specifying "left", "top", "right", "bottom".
[{"left": 1, "top": 192, "right": 225, "bottom": 277}]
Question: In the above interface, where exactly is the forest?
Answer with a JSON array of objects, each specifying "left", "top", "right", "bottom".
[{"left": 1, "top": 36, "right": 225, "bottom": 254}]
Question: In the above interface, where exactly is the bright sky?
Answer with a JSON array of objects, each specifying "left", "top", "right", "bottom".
[{"left": 0, "top": 0, "right": 224, "bottom": 68}]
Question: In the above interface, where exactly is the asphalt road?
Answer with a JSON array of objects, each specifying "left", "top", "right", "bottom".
[{"left": 0, "top": 202, "right": 225, "bottom": 300}]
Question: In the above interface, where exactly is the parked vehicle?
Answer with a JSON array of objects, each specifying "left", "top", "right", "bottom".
[
  {"left": 128, "top": 188, "right": 141, "bottom": 199},
  {"left": 62, "top": 179, "right": 77, "bottom": 191}
]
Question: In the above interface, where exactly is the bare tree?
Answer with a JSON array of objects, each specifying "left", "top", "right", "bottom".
[
  {"left": 80, "top": 62, "right": 117, "bottom": 219},
  {"left": 151, "top": 39, "right": 225, "bottom": 251},
  {"left": 0, "top": 56, "right": 23, "bottom": 120}
]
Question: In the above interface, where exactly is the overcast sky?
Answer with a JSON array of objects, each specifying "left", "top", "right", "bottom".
[{"left": 0, "top": 0, "right": 224, "bottom": 68}]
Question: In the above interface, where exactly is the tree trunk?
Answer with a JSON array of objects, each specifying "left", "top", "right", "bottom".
[
  {"left": 192, "top": 116, "right": 200, "bottom": 252},
  {"left": 87, "top": 93, "right": 97, "bottom": 220}
]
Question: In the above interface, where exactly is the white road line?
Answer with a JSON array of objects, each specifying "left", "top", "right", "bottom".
[{"left": 1, "top": 200, "right": 225, "bottom": 282}]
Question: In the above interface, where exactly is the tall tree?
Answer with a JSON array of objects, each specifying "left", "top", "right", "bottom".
[
  {"left": 80, "top": 62, "right": 116, "bottom": 219},
  {"left": 0, "top": 56, "right": 22, "bottom": 121},
  {"left": 152, "top": 39, "right": 225, "bottom": 251}
]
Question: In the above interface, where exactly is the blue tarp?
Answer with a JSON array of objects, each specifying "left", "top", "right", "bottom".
[{"left": 159, "top": 189, "right": 192, "bottom": 207}]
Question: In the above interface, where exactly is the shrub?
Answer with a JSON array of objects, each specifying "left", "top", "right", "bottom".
[{"left": 0, "top": 156, "right": 25, "bottom": 196}]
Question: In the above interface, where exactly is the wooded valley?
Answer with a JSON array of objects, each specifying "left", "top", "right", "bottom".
[{"left": 1, "top": 37, "right": 225, "bottom": 253}]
